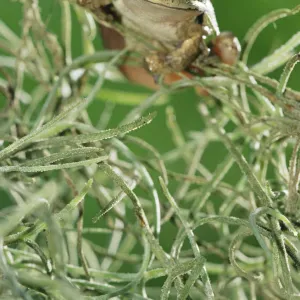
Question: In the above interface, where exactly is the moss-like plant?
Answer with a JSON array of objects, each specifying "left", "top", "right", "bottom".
[{"left": 1, "top": 1, "right": 300, "bottom": 299}]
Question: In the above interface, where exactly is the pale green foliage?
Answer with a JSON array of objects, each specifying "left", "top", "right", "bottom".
[{"left": 1, "top": 1, "right": 300, "bottom": 300}]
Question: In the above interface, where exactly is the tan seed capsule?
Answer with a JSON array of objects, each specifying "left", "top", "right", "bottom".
[{"left": 212, "top": 32, "right": 241, "bottom": 65}]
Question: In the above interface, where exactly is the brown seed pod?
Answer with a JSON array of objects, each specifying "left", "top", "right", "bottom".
[{"left": 211, "top": 32, "right": 241, "bottom": 65}]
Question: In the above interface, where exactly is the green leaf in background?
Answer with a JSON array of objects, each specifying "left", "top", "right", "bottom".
[{"left": 85, "top": 81, "right": 169, "bottom": 106}]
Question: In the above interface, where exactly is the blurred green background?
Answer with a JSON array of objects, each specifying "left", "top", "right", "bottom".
[{"left": 1, "top": 0, "right": 300, "bottom": 292}]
